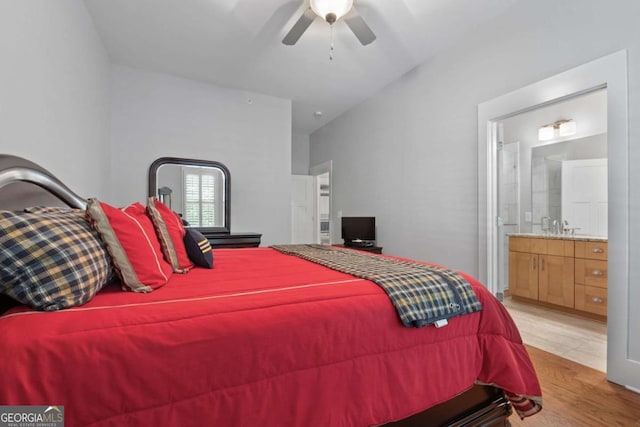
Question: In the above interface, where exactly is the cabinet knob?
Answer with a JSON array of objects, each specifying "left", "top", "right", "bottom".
[
  {"left": 592, "top": 247, "right": 605, "bottom": 254},
  {"left": 592, "top": 269, "right": 604, "bottom": 276},
  {"left": 591, "top": 297, "right": 604, "bottom": 304}
]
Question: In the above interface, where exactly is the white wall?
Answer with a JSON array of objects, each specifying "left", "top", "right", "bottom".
[
  {"left": 292, "top": 133, "right": 310, "bottom": 174},
  {"left": 109, "top": 66, "right": 292, "bottom": 245},
  {"left": 310, "top": 0, "right": 640, "bottom": 277},
  {"left": 0, "top": 0, "right": 111, "bottom": 198}
]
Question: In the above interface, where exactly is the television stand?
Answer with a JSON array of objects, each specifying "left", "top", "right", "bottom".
[
  {"left": 344, "top": 239, "right": 375, "bottom": 248},
  {"left": 335, "top": 244, "right": 383, "bottom": 255}
]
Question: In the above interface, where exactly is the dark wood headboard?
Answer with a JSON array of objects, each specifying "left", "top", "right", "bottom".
[{"left": 0, "top": 155, "right": 86, "bottom": 210}]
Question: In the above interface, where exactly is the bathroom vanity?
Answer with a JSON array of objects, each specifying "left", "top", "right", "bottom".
[{"left": 508, "top": 234, "right": 608, "bottom": 320}]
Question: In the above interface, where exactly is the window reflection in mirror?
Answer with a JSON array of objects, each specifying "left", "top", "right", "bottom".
[{"left": 149, "top": 158, "right": 230, "bottom": 233}]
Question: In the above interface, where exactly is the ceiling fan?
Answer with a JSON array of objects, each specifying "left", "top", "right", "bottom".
[{"left": 282, "top": 0, "right": 376, "bottom": 46}]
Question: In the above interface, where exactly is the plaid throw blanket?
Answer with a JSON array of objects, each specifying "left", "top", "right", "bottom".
[{"left": 271, "top": 245, "right": 482, "bottom": 327}]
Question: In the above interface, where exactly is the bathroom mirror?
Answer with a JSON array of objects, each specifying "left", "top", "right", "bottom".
[
  {"left": 498, "top": 87, "right": 608, "bottom": 236},
  {"left": 149, "top": 157, "right": 231, "bottom": 233},
  {"left": 529, "top": 134, "right": 607, "bottom": 235}
]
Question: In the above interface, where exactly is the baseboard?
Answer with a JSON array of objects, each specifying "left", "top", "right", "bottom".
[{"left": 625, "top": 385, "right": 640, "bottom": 395}]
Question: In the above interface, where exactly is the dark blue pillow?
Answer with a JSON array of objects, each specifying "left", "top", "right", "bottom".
[{"left": 183, "top": 229, "right": 213, "bottom": 269}]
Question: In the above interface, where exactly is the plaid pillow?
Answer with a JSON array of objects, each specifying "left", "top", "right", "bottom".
[
  {"left": 0, "top": 209, "right": 113, "bottom": 311},
  {"left": 24, "top": 206, "right": 79, "bottom": 214}
]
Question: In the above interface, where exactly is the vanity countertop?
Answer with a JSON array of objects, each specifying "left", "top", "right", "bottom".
[{"left": 507, "top": 233, "right": 607, "bottom": 242}]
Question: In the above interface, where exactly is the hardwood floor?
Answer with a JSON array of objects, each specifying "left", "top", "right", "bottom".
[{"left": 510, "top": 345, "right": 640, "bottom": 426}]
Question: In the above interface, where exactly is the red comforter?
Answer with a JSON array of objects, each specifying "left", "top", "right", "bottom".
[{"left": 0, "top": 248, "right": 541, "bottom": 426}]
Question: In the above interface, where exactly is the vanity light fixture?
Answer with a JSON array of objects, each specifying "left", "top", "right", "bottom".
[
  {"left": 538, "top": 119, "right": 577, "bottom": 141},
  {"left": 558, "top": 119, "right": 577, "bottom": 136},
  {"left": 538, "top": 125, "right": 555, "bottom": 141}
]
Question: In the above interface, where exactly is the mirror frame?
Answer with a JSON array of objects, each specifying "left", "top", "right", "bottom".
[{"left": 148, "top": 157, "right": 231, "bottom": 234}]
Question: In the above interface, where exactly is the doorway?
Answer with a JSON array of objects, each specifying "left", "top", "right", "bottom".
[
  {"left": 310, "top": 161, "right": 333, "bottom": 244},
  {"left": 494, "top": 89, "right": 608, "bottom": 371},
  {"left": 478, "top": 50, "right": 637, "bottom": 390},
  {"left": 495, "top": 89, "right": 608, "bottom": 294}
]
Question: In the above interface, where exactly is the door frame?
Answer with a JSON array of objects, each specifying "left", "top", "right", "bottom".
[{"left": 478, "top": 50, "right": 632, "bottom": 387}]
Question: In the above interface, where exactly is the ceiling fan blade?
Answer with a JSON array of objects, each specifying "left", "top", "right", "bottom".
[
  {"left": 282, "top": 8, "right": 316, "bottom": 45},
  {"left": 344, "top": 8, "right": 376, "bottom": 46}
]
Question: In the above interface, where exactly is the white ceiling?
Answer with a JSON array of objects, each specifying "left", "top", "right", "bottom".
[{"left": 84, "top": 0, "right": 522, "bottom": 135}]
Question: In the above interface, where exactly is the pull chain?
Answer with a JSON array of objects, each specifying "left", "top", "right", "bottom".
[{"left": 329, "top": 24, "right": 334, "bottom": 61}]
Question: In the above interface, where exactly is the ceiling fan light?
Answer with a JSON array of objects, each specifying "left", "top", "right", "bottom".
[{"left": 310, "top": 0, "right": 354, "bottom": 22}]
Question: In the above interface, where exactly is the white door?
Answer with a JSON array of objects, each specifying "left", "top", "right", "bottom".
[
  {"left": 291, "top": 175, "right": 314, "bottom": 244},
  {"left": 561, "top": 159, "right": 608, "bottom": 236}
]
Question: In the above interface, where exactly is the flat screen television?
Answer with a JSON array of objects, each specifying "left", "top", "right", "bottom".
[{"left": 341, "top": 217, "right": 375, "bottom": 247}]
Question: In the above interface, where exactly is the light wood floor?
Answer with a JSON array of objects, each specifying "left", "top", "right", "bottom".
[
  {"left": 510, "top": 345, "right": 640, "bottom": 426},
  {"left": 503, "top": 297, "right": 607, "bottom": 372}
]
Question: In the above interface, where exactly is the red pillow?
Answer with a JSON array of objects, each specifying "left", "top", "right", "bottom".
[
  {"left": 147, "top": 197, "right": 194, "bottom": 273},
  {"left": 86, "top": 199, "right": 173, "bottom": 291}
]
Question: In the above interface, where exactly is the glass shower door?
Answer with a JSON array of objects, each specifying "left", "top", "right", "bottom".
[{"left": 497, "top": 141, "right": 520, "bottom": 297}]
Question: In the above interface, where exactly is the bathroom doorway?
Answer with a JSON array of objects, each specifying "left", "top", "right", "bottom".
[
  {"left": 478, "top": 51, "right": 636, "bottom": 389},
  {"left": 494, "top": 89, "right": 608, "bottom": 371},
  {"left": 495, "top": 89, "right": 608, "bottom": 295}
]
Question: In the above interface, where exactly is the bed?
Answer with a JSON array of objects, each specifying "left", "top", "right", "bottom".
[{"left": 0, "top": 155, "right": 542, "bottom": 426}]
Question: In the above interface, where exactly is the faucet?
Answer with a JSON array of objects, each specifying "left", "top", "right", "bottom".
[{"left": 562, "top": 220, "right": 580, "bottom": 235}]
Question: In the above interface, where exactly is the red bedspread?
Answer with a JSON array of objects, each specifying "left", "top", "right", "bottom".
[{"left": 0, "top": 248, "right": 541, "bottom": 426}]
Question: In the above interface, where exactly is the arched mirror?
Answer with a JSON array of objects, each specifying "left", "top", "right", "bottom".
[{"left": 149, "top": 157, "right": 231, "bottom": 234}]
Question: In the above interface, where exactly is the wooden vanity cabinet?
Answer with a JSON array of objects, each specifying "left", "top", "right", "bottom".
[
  {"left": 508, "top": 236, "right": 575, "bottom": 307},
  {"left": 508, "top": 236, "right": 607, "bottom": 319}
]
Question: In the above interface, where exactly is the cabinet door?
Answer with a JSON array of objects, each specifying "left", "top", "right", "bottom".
[
  {"left": 539, "top": 255, "right": 575, "bottom": 308},
  {"left": 509, "top": 251, "right": 538, "bottom": 300}
]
